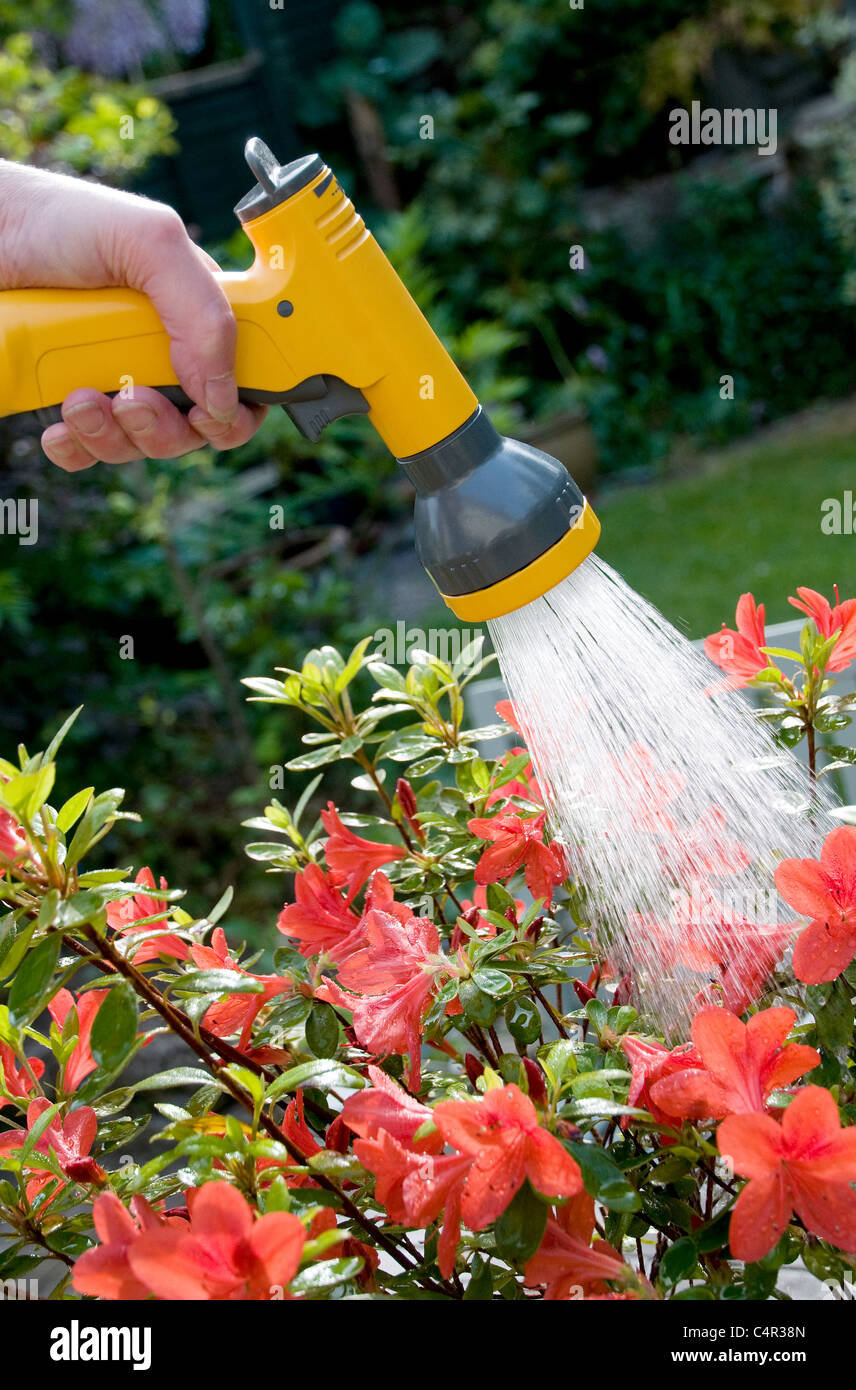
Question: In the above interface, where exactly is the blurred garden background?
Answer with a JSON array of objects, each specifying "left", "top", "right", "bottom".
[{"left": 2, "top": 0, "right": 856, "bottom": 937}]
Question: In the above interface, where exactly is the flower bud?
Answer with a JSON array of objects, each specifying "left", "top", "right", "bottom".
[
  {"left": 613, "top": 972, "right": 632, "bottom": 1008},
  {"left": 522, "top": 1056, "right": 548, "bottom": 1105},
  {"left": 573, "top": 979, "right": 596, "bottom": 1005},
  {"left": 465, "top": 1053, "right": 485, "bottom": 1087},
  {"left": 325, "top": 1114, "right": 351, "bottom": 1154}
]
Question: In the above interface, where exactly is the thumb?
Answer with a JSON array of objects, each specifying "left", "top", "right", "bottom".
[{"left": 112, "top": 207, "right": 239, "bottom": 423}]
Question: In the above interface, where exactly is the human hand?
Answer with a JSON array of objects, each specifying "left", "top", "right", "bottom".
[{"left": 0, "top": 162, "right": 267, "bottom": 470}]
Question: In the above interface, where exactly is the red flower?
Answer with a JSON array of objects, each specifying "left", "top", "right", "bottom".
[
  {"left": 189, "top": 928, "right": 291, "bottom": 1052},
  {"left": 775, "top": 826, "right": 856, "bottom": 985},
  {"left": 468, "top": 810, "right": 566, "bottom": 904},
  {"left": 659, "top": 806, "right": 750, "bottom": 883},
  {"left": 277, "top": 862, "right": 363, "bottom": 962},
  {"left": 316, "top": 907, "right": 448, "bottom": 1088},
  {"left": 355, "top": 1129, "right": 470, "bottom": 1277},
  {"left": 433, "top": 1083, "right": 582, "bottom": 1229},
  {"left": 48, "top": 988, "right": 109, "bottom": 1092},
  {"left": 0, "top": 809, "right": 27, "bottom": 864},
  {"left": 789, "top": 586, "right": 856, "bottom": 673},
  {"left": 620, "top": 1035, "right": 703, "bottom": 1131},
  {"left": 73, "top": 1192, "right": 187, "bottom": 1300},
  {"left": 704, "top": 593, "right": 769, "bottom": 692},
  {"left": 630, "top": 886, "right": 797, "bottom": 1015},
  {"left": 524, "top": 1191, "right": 631, "bottom": 1299},
  {"left": 320, "top": 802, "right": 407, "bottom": 901},
  {"left": 0, "top": 1098, "right": 105, "bottom": 1201},
  {"left": 124, "top": 1181, "right": 307, "bottom": 1300},
  {"left": 0, "top": 1043, "right": 45, "bottom": 1109},
  {"left": 107, "top": 867, "right": 188, "bottom": 963},
  {"left": 608, "top": 743, "right": 685, "bottom": 834},
  {"left": 341, "top": 1064, "right": 442, "bottom": 1154},
  {"left": 649, "top": 1007, "right": 819, "bottom": 1122},
  {"left": 719, "top": 1086, "right": 856, "bottom": 1262}
]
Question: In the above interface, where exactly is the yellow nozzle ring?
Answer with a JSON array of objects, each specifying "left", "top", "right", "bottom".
[{"left": 439, "top": 501, "right": 601, "bottom": 621}]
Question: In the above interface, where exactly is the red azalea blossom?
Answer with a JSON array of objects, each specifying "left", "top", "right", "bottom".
[
  {"left": 0, "top": 809, "right": 28, "bottom": 864},
  {"left": 341, "top": 1064, "right": 442, "bottom": 1154},
  {"left": 316, "top": 906, "right": 451, "bottom": 1088},
  {"left": 121, "top": 1181, "right": 307, "bottom": 1300},
  {"left": 189, "top": 928, "right": 291, "bottom": 1052},
  {"left": 704, "top": 592, "right": 769, "bottom": 692},
  {"left": 48, "top": 988, "right": 109, "bottom": 1092},
  {"left": 523, "top": 1190, "right": 631, "bottom": 1299},
  {"left": 648, "top": 1006, "right": 819, "bottom": 1122},
  {"left": 621, "top": 1035, "right": 703, "bottom": 1131},
  {"left": 775, "top": 825, "right": 856, "bottom": 984},
  {"left": 355, "top": 1130, "right": 471, "bottom": 1277},
  {"left": 432, "top": 1083, "right": 582, "bottom": 1229},
  {"left": 608, "top": 743, "right": 685, "bottom": 834},
  {"left": 468, "top": 809, "right": 566, "bottom": 904},
  {"left": 630, "top": 886, "right": 797, "bottom": 1015},
  {"left": 320, "top": 802, "right": 407, "bottom": 901},
  {"left": 0, "top": 1098, "right": 105, "bottom": 1201},
  {"left": 0, "top": 1042, "right": 45, "bottom": 1109},
  {"left": 277, "top": 861, "right": 363, "bottom": 962},
  {"left": 73, "top": 1192, "right": 188, "bottom": 1299},
  {"left": 719, "top": 1086, "right": 856, "bottom": 1262},
  {"left": 106, "top": 867, "right": 188, "bottom": 963},
  {"left": 789, "top": 586, "right": 856, "bottom": 673}
]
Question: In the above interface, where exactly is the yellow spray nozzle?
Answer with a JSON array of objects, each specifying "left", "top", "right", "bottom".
[{"left": 0, "top": 138, "right": 600, "bottom": 615}]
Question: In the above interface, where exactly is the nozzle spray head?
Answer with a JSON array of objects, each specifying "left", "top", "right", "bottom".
[{"left": 398, "top": 407, "right": 600, "bottom": 620}]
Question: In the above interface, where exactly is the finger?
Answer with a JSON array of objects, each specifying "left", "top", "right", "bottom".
[
  {"left": 41, "top": 423, "right": 105, "bottom": 472},
  {"left": 187, "top": 402, "right": 269, "bottom": 452},
  {"left": 121, "top": 209, "right": 239, "bottom": 425},
  {"left": 60, "top": 389, "right": 147, "bottom": 465},
  {"left": 110, "top": 385, "right": 208, "bottom": 459},
  {"left": 192, "top": 244, "right": 225, "bottom": 276}
]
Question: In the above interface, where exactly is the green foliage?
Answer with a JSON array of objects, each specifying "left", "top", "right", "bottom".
[{"left": 0, "top": 30, "right": 175, "bottom": 176}]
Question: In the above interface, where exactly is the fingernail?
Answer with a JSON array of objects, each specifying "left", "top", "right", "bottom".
[
  {"left": 47, "top": 435, "right": 76, "bottom": 458},
  {"left": 204, "top": 372, "right": 238, "bottom": 423},
  {"left": 65, "top": 402, "right": 104, "bottom": 435},
  {"left": 113, "top": 403, "right": 157, "bottom": 432},
  {"left": 190, "top": 410, "right": 230, "bottom": 436}
]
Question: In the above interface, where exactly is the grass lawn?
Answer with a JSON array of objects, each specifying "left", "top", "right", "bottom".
[{"left": 594, "top": 399, "right": 856, "bottom": 638}]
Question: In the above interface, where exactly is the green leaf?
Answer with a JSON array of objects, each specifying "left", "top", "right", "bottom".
[
  {"left": 472, "top": 967, "right": 514, "bottom": 998},
  {"left": 0, "top": 921, "right": 35, "bottom": 980},
  {"left": 816, "top": 976, "right": 853, "bottom": 1051},
  {"left": 8, "top": 935, "right": 61, "bottom": 1026},
  {"left": 567, "top": 1140, "right": 641, "bottom": 1213},
  {"left": 289, "top": 1256, "right": 362, "bottom": 1297},
  {"left": 90, "top": 980, "right": 138, "bottom": 1074},
  {"left": 305, "top": 1001, "right": 341, "bottom": 1058},
  {"left": 264, "top": 1059, "right": 367, "bottom": 1103},
  {"left": 132, "top": 1067, "right": 216, "bottom": 1093},
  {"left": 55, "top": 787, "right": 94, "bottom": 834},
  {"left": 493, "top": 1180, "right": 548, "bottom": 1264},
  {"left": 659, "top": 1236, "right": 699, "bottom": 1287},
  {"left": 172, "top": 970, "right": 263, "bottom": 996},
  {"left": 285, "top": 744, "right": 343, "bottom": 772},
  {"left": 505, "top": 995, "right": 542, "bottom": 1044}
]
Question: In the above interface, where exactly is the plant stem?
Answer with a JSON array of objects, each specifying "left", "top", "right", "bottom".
[{"left": 76, "top": 925, "right": 453, "bottom": 1294}]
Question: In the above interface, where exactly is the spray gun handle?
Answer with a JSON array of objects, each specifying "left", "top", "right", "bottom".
[{"left": 0, "top": 140, "right": 478, "bottom": 460}]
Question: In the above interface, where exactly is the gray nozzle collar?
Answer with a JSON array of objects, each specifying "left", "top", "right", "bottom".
[
  {"left": 234, "top": 138, "right": 324, "bottom": 222},
  {"left": 397, "top": 407, "right": 496, "bottom": 492}
]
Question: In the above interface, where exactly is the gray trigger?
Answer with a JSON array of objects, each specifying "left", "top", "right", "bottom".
[{"left": 279, "top": 374, "right": 370, "bottom": 442}]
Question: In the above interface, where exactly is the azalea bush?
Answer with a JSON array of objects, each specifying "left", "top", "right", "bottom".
[{"left": 2, "top": 589, "right": 856, "bottom": 1301}]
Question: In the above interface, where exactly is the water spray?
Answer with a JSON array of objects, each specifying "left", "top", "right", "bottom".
[{"left": 0, "top": 139, "right": 823, "bottom": 1028}]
